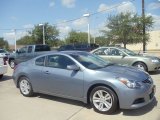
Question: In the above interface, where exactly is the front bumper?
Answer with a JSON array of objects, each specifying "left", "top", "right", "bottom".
[
  {"left": 118, "top": 84, "right": 156, "bottom": 109},
  {"left": 148, "top": 62, "right": 160, "bottom": 71}
]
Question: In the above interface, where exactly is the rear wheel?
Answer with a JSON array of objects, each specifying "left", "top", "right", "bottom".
[
  {"left": 133, "top": 62, "right": 147, "bottom": 71},
  {"left": 90, "top": 86, "right": 118, "bottom": 114},
  {"left": 9, "top": 59, "right": 15, "bottom": 69},
  {"left": 19, "top": 77, "right": 33, "bottom": 97}
]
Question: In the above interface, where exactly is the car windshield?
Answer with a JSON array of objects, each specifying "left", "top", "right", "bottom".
[
  {"left": 120, "top": 48, "right": 137, "bottom": 56},
  {"left": 70, "top": 52, "right": 111, "bottom": 70}
]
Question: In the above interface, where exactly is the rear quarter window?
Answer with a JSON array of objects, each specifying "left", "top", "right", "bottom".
[{"left": 35, "top": 56, "right": 45, "bottom": 66}]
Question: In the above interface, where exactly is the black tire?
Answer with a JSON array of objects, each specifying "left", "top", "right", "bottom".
[
  {"left": 9, "top": 59, "right": 15, "bottom": 69},
  {"left": 0, "top": 74, "right": 3, "bottom": 79},
  {"left": 90, "top": 86, "right": 118, "bottom": 114},
  {"left": 133, "top": 62, "right": 147, "bottom": 71},
  {"left": 19, "top": 76, "right": 33, "bottom": 97}
]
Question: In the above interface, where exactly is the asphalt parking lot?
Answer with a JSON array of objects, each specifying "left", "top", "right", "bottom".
[{"left": 0, "top": 66, "right": 160, "bottom": 120}]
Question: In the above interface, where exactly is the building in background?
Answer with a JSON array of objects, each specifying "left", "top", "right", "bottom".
[{"left": 127, "top": 30, "right": 160, "bottom": 51}]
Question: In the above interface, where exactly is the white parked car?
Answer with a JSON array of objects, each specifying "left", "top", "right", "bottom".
[
  {"left": 0, "top": 57, "right": 7, "bottom": 79},
  {"left": 0, "top": 49, "right": 8, "bottom": 58}
]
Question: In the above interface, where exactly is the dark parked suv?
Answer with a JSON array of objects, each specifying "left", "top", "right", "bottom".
[{"left": 58, "top": 43, "right": 99, "bottom": 51}]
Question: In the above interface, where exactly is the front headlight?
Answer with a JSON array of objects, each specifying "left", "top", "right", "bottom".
[
  {"left": 117, "top": 77, "right": 141, "bottom": 89},
  {"left": 151, "top": 59, "right": 159, "bottom": 63}
]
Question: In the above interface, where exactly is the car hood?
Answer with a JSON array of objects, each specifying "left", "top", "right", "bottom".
[{"left": 99, "top": 65, "right": 149, "bottom": 81}]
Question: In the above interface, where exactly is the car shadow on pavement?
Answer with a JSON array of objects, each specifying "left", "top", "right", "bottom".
[
  {"left": 0, "top": 75, "right": 12, "bottom": 82},
  {"left": 36, "top": 93, "right": 86, "bottom": 107},
  {"left": 35, "top": 93, "right": 158, "bottom": 116},
  {"left": 121, "top": 97, "right": 158, "bottom": 116},
  {"left": 149, "top": 70, "right": 160, "bottom": 75}
]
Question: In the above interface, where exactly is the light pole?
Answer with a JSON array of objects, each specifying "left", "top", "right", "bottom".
[
  {"left": 142, "top": 0, "right": 146, "bottom": 52},
  {"left": 39, "top": 23, "right": 45, "bottom": 45},
  {"left": 83, "top": 13, "right": 90, "bottom": 44},
  {"left": 14, "top": 29, "right": 17, "bottom": 51}
]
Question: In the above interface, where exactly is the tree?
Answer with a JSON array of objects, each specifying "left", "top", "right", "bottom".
[
  {"left": 95, "top": 36, "right": 110, "bottom": 46},
  {"left": 102, "top": 13, "right": 153, "bottom": 48},
  {"left": 17, "top": 23, "right": 59, "bottom": 46},
  {"left": 65, "top": 30, "right": 93, "bottom": 44},
  {"left": 0, "top": 37, "right": 9, "bottom": 50},
  {"left": 17, "top": 35, "right": 35, "bottom": 45}
]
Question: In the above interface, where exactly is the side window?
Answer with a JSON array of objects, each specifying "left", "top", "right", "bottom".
[
  {"left": 35, "top": 45, "right": 50, "bottom": 52},
  {"left": 110, "top": 48, "right": 122, "bottom": 56},
  {"left": 35, "top": 56, "right": 45, "bottom": 66},
  {"left": 47, "top": 55, "right": 75, "bottom": 69},
  {"left": 19, "top": 47, "right": 27, "bottom": 53},
  {"left": 65, "top": 45, "right": 74, "bottom": 50},
  {"left": 93, "top": 48, "right": 109, "bottom": 55},
  {"left": 28, "top": 46, "right": 33, "bottom": 53}
]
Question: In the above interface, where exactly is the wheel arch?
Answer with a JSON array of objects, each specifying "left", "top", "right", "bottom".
[
  {"left": 86, "top": 83, "right": 119, "bottom": 105},
  {"left": 8, "top": 57, "right": 15, "bottom": 63},
  {"left": 132, "top": 61, "right": 148, "bottom": 71},
  {"left": 16, "top": 75, "right": 29, "bottom": 88}
]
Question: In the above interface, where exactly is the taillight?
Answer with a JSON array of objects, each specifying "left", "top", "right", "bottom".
[{"left": 3, "top": 57, "right": 7, "bottom": 65}]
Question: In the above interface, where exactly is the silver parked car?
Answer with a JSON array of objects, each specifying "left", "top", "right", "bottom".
[
  {"left": 91, "top": 47, "right": 160, "bottom": 72},
  {"left": 13, "top": 51, "right": 155, "bottom": 114}
]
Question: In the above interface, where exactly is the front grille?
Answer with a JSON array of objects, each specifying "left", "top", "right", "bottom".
[{"left": 142, "top": 78, "right": 152, "bottom": 84}]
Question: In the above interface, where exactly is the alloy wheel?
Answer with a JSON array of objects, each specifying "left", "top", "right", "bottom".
[
  {"left": 19, "top": 79, "right": 31, "bottom": 95},
  {"left": 92, "top": 90, "right": 112, "bottom": 112}
]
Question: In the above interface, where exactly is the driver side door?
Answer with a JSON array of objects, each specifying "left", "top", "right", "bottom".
[{"left": 42, "top": 54, "right": 84, "bottom": 99}]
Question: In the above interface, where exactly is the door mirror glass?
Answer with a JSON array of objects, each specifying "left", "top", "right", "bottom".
[{"left": 67, "top": 65, "right": 80, "bottom": 71}]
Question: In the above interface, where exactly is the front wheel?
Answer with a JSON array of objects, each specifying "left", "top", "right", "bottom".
[
  {"left": 90, "top": 86, "right": 118, "bottom": 114},
  {"left": 19, "top": 77, "right": 33, "bottom": 97},
  {"left": 133, "top": 62, "right": 147, "bottom": 71}
]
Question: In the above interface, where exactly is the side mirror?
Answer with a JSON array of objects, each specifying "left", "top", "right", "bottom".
[{"left": 67, "top": 65, "right": 80, "bottom": 71}]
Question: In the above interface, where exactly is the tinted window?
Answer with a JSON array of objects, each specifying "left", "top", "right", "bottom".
[
  {"left": 81, "top": 44, "right": 88, "bottom": 48},
  {"left": 74, "top": 44, "right": 82, "bottom": 49},
  {"left": 47, "top": 55, "right": 75, "bottom": 69},
  {"left": 110, "top": 48, "right": 122, "bottom": 56},
  {"left": 0, "top": 49, "right": 6, "bottom": 53},
  {"left": 35, "top": 56, "right": 45, "bottom": 66},
  {"left": 65, "top": 45, "right": 74, "bottom": 50},
  {"left": 35, "top": 45, "right": 50, "bottom": 52},
  {"left": 28, "top": 46, "right": 33, "bottom": 53}
]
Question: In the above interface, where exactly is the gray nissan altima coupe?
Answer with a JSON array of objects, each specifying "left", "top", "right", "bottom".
[{"left": 13, "top": 51, "right": 155, "bottom": 114}]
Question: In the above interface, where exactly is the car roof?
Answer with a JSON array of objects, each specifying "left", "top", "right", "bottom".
[{"left": 36, "top": 50, "right": 89, "bottom": 57}]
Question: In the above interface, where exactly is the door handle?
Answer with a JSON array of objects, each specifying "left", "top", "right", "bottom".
[{"left": 44, "top": 71, "right": 50, "bottom": 74}]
